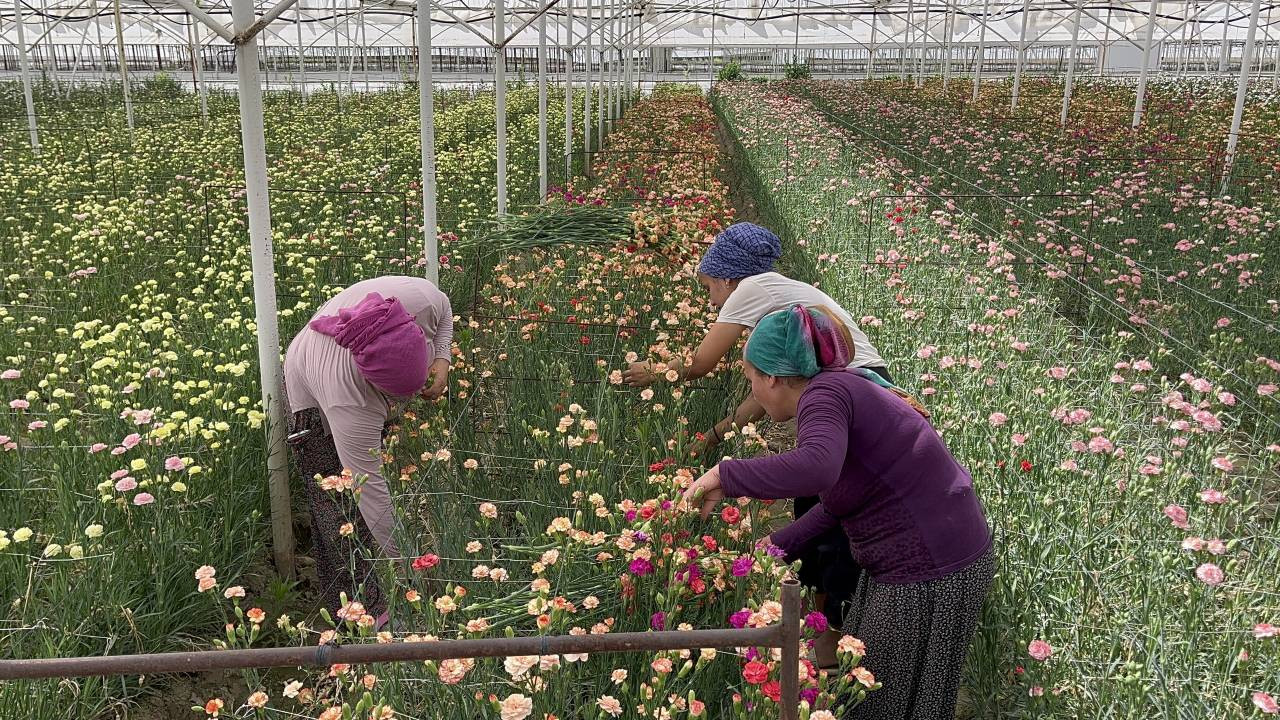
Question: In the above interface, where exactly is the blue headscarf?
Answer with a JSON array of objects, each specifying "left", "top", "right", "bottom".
[{"left": 698, "top": 223, "right": 782, "bottom": 279}]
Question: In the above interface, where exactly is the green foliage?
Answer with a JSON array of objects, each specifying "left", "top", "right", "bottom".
[
  {"left": 783, "top": 62, "right": 812, "bottom": 80},
  {"left": 717, "top": 61, "right": 743, "bottom": 82}
]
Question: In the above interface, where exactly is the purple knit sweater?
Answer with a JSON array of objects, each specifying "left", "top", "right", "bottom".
[{"left": 719, "top": 371, "right": 991, "bottom": 585}]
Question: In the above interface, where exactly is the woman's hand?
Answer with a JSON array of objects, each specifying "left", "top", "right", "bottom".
[
  {"left": 688, "top": 422, "right": 724, "bottom": 461},
  {"left": 681, "top": 465, "right": 725, "bottom": 519},
  {"left": 622, "top": 361, "right": 658, "bottom": 387},
  {"left": 420, "top": 359, "right": 450, "bottom": 402}
]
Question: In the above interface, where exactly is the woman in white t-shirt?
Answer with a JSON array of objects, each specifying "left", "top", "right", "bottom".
[{"left": 622, "top": 222, "right": 892, "bottom": 666}]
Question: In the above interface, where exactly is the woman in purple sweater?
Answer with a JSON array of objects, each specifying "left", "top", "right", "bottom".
[{"left": 683, "top": 305, "right": 992, "bottom": 720}]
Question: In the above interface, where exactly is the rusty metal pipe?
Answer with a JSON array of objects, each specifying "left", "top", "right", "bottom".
[
  {"left": 0, "top": 626, "right": 780, "bottom": 681},
  {"left": 779, "top": 578, "right": 802, "bottom": 720}
]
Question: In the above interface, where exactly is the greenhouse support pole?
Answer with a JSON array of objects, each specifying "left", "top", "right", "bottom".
[
  {"left": 1060, "top": 0, "right": 1083, "bottom": 126},
  {"left": 39, "top": 0, "right": 61, "bottom": 95},
  {"left": 867, "top": 9, "right": 876, "bottom": 78},
  {"left": 1221, "top": 0, "right": 1261, "bottom": 194},
  {"left": 538, "top": 10, "right": 548, "bottom": 199},
  {"left": 296, "top": 0, "right": 307, "bottom": 103},
  {"left": 1219, "top": 1, "right": 1232, "bottom": 72},
  {"left": 710, "top": 0, "right": 716, "bottom": 86},
  {"left": 1132, "top": 0, "right": 1159, "bottom": 128},
  {"left": 941, "top": 4, "right": 953, "bottom": 92},
  {"left": 793, "top": 0, "right": 800, "bottom": 66},
  {"left": 1177, "top": 7, "right": 1188, "bottom": 76},
  {"left": 972, "top": 0, "right": 989, "bottom": 100},
  {"left": 617, "top": 12, "right": 623, "bottom": 113},
  {"left": 230, "top": 0, "right": 295, "bottom": 580},
  {"left": 418, "top": 0, "right": 438, "bottom": 284},
  {"left": 585, "top": 0, "right": 592, "bottom": 154},
  {"left": 915, "top": 0, "right": 929, "bottom": 88},
  {"left": 565, "top": 0, "right": 575, "bottom": 176},
  {"left": 1010, "top": 0, "right": 1030, "bottom": 109},
  {"left": 596, "top": 3, "right": 605, "bottom": 147},
  {"left": 188, "top": 5, "right": 208, "bottom": 127},
  {"left": 13, "top": 0, "right": 40, "bottom": 153},
  {"left": 900, "top": 0, "right": 912, "bottom": 82},
  {"left": 113, "top": 0, "right": 134, "bottom": 133},
  {"left": 359, "top": 0, "right": 368, "bottom": 92},
  {"left": 1098, "top": 7, "right": 1111, "bottom": 74},
  {"left": 495, "top": 0, "right": 507, "bottom": 215}
]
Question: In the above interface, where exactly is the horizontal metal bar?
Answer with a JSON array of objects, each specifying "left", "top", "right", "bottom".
[
  {"left": 237, "top": 0, "right": 300, "bottom": 43},
  {"left": 0, "top": 625, "right": 783, "bottom": 681},
  {"left": 168, "top": 0, "right": 236, "bottom": 44}
]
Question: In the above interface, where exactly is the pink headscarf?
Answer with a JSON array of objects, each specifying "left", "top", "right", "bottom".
[{"left": 310, "top": 292, "right": 428, "bottom": 397}]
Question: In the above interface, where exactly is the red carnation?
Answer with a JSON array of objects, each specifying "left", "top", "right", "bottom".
[
  {"left": 721, "top": 506, "right": 742, "bottom": 525},
  {"left": 761, "top": 680, "right": 781, "bottom": 702},
  {"left": 411, "top": 553, "right": 439, "bottom": 571},
  {"left": 742, "top": 660, "right": 769, "bottom": 685}
]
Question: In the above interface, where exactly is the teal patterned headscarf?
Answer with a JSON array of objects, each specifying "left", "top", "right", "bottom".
[{"left": 744, "top": 305, "right": 852, "bottom": 378}]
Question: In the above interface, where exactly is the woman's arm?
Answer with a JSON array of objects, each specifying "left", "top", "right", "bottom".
[
  {"left": 692, "top": 394, "right": 767, "bottom": 459},
  {"left": 769, "top": 501, "right": 841, "bottom": 563},
  {"left": 623, "top": 322, "right": 746, "bottom": 386},
  {"left": 422, "top": 296, "right": 453, "bottom": 401},
  {"left": 717, "top": 391, "right": 851, "bottom": 499}
]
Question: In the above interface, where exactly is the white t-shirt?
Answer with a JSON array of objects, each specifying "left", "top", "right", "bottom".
[{"left": 714, "top": 272, "right": 886, "bottom": 369}]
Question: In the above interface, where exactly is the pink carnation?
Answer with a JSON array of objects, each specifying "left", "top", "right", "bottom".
[
  {"left": 1027, "top": 640, "right": 1052, "bottom": 661},
  {"left": 1195, "top": 562, "right": 1224, "bottom": 586},
  {"left": 1163, "top": 504, "right": 1190, "bottom": 530}
]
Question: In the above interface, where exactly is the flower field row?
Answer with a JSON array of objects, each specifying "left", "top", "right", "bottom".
[
  {"left": 792, "top": 78, "right": 1280, "bottom": 448},
  {"left": 184, "top": 86, "right": 877, "bottom": 720},
  {"left": 715, "top": 80, "right": 1279, "bottom": 718},
  {"left": 0, "top": 83, "right": 592, "bottom": 719}
]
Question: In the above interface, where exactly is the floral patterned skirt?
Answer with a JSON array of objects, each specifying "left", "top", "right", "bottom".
[
  {"left": 289, "top": 407, "right": 386, "bottom": 618},
  {"left": 841, "top": 547, "right": 994, "bottom": 720}
]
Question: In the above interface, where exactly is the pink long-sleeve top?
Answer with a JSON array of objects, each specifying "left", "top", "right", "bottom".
[{"left": 284, "top": 275, "right": 453, "bottom": 556}]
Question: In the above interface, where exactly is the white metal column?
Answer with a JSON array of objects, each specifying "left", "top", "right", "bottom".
[
  {"left": 113, "top": 0, "right": 134, "bottom": 132},
  {"left": 1098, "top": 7, "right": 1112, "bottom": 74},
  {"left": 867, "top": 9, "right": 876, "bottom": 78},
  {"left": 972, "top": 0, "right": 989, "bottom": 100},
  {"left": 1132, "top": 0, "right": 1160, "bottom": 128},
  {"left": 585, "top": 0, "right": 592, "bottom": 154},
  {"left": 13, "top": 0, "right": 40, "bottom": 152},
  {"left": 900, "top": 0, "right": 912, "bottom": 82},
  {"left": 941, "top": 4, "right": 954, "bottom": 92},
  {"left": 358, "top": 0, "right": 368, "bottom": 92},
  {"left": 495, "top": 0, "right": 507, "bottom": 214},
  {"left": 1010, "top": 0, "right": 1031, "bottom": 109},
  {"left": 189, "top": 10, "right": 209, "bottom": 127},
  {"left": 1060, "top": 0, "right": 1083, "bottom": 126},
  {"left": 565, "top": 0, "right": 575, "bottom": 176},
  {"left": 419, "top": 0, "right": 438, "bottom": 283},
  {"left": 1221, "top": 0, "right": 1262, "bottom": 193},
  {"left": 230, "top": 0, "right": 295, "bottom": 579},
  {"left": 1219, "top": 1, "right": 1232, "bottom": 72},
  {"left": 596, "top": 2, "right": 604, "bottom": 147},
  {"left": 915, "top": 0, "right": 929, "bottom": 88},
  {"left": 538, "top": 10, "right": 548, "bottom": 198},
  {"left": 296, "top": 0, "right": 308, "bottom": 101}
]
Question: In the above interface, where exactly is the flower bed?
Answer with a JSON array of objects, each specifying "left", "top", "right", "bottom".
[
  {"left": 183, "top": 87, "right": 878, "bottom": 720},
  {"left": 0, "top": 84, "right": 576, "bottom": 719},
  {"left": 716, "top": 80, "right": 1279, "bottom": 718}
]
